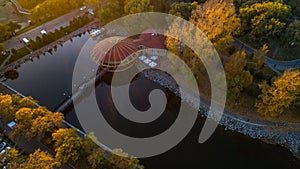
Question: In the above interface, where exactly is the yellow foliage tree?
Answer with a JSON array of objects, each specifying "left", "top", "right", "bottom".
[
  {"left": 225, "top": 50, "right": 247, "bottom": 78},
  {"left": 0, "top": 148, "right": 25, "bottom": 169},
  {"left": 21, "top": 149, "right": 61, "bottom": 169},
  {"left": 52, "top": 128, "right": 82, "bottom": 163},
  {"left": 124, "top": 0, "right": 153, "bottom": 14},
  {"left": 165, "top": 17, "right": 206, "bottom": 82},
  {"left": 253, "top": 44, "right": 268, "bottom": 69},
  {"left": 14, "top": 107, "right": 64, "bottom": 141},
  {"left": 190, "top": 0, "right": 240, "bottom": 52},
  {"left": 0, "top": 93, "right": 37, "bottom": 121},
  {"left": 255, "top": 69, "right": 300, "bottom": 118}
]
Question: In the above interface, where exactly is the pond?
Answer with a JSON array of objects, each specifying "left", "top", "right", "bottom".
[{"left": 3, "top": 33, "right": 300, "bottom": 169}]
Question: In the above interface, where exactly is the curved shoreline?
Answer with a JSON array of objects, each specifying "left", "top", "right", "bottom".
[{"left": 141, "top": 68, "right": 300, "bottom": 159}]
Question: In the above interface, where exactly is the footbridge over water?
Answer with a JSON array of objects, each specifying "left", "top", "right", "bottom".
[{"left": 53, "top": 68, "right": 108, "bottom": 113}]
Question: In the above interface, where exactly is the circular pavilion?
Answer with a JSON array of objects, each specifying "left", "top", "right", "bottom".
[{"left": 91, "top": 36, "right": 138, "bottom": 72}]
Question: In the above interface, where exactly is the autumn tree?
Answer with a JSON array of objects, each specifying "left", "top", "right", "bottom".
[
  {"left": 87, "top": 148, "right": 106, "bottom": 169},
  {"left": 20, "top": 149, "right": 61, "bottom": 169},
  {"left": 82, "top": 133, "right": 110, "bottom": 168},
  {"left": 124, "top": 0, "right": 153, "bottom": 15},
  {"left": 97, "top": 0, "right": 125, "bottom": 24},
  {"left": 30, "top": 0, "right": 85, "bottom": 23},
  {"left": 17, "top": 0, "right": 47, "bottom": 9},
  {"left": 253, "top": 44, "right": 268, "bottom": 69},
  {"left": 0, "top": 148, "right": 26, "bottom": 169},
  {"left": 0, "top": 94, "right": 37, "bottom": 121},
  {"left": 190, "top": 0, "right": 241, "bottom": 53},
  {"left": 14, "top": 107, "right": 63, "bottom": 141},
  {"left": 255, "top": 69, "right": 300, "bottom": 118},
  {"left": 239, "top": 2, "right": 291, "bottom": 42},
  {"left": 225, "top": 50, "right": 247, "bottom": 77},
  {"left": 169, "top": 1, "right": 198, "bottom": 20},
  {"left": 52, "top": 128, "right": 82, "bottom": 163},
  {"left": 165, "top": 17, "right": 207, "bottom": 82},
  {"left": 225, "top": 50, "right": 253, "bottom": 99},
  {"left": 110, "top": 149, "right": 143, "bottom": 169}
]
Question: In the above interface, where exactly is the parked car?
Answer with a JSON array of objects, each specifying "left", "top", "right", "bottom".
[
  {"left": 0, "top": 157, "right": 6, "bottom": 165},
  {"left": 80, "top": 6, "right": 86, "bottom": 11},
  {"left": 0, "top": 150, "right": 5, "bottom": 155},
  {"left": 0, "top": 142, "right": 7, "bottom": 152},
  {"left": 7, "top": 121, "right": 16, "bottom": 129},
  {"left": 0, "top": 146, "right": 11, "bottom": 155}
]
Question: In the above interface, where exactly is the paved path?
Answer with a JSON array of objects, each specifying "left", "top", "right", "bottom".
[
  {"left": 233, "top": 38, "right": 300, "bottom": 74},
  {"left": 4, "top": 9, "right": 86, "bottom": 51},
  {"left": 10, "top": 0, "right": 30, "bottom": 15}
]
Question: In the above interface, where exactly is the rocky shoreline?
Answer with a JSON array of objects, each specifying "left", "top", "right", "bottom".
[{"left": 141, "top": 68, "right": 300, "bottom": 159}]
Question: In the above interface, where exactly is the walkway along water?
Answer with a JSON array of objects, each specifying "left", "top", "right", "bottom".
[
  {"left": 0, "top": 81, "right": 113, "bottom": 154},
  {"left": 141, "top": 68, "right": 300, "bottom": 159},
  {"left": 233, "top": 38, "right": 300, "bottom": 74}
]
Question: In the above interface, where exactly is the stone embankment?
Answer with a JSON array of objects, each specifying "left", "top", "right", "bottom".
[{"left": 141, "top": 68, "right": 300, "bottom": 159}]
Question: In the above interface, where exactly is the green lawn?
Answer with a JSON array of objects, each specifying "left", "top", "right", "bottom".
[
  {"left": 267, "top": 38, "right": 300, "bottom": 61},
  {"left": 238, "top": 35, "right": 300, "bottom": 61},
  {"left": 0, "top": 0, "right": 29, "bottom": 24}
]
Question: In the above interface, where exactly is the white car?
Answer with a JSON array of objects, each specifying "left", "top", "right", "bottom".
[{"left": 80, "top": 6, "right": 86, "bottom": 11}]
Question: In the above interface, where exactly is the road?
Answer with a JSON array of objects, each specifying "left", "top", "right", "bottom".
[
  {"left": 4, "top": 9, "right": 86, "bottom": 51},
  {"left": 233, "top": 38, "right": 300, "bottom": 74}
]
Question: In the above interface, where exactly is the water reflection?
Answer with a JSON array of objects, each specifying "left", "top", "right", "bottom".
[{"left": 2, "top": 33, "right": 300, "bottom": 169}]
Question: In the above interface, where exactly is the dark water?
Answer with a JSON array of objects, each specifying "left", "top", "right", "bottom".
[{"left": 3, "top": 34, "right": 300, "bottom": 169}]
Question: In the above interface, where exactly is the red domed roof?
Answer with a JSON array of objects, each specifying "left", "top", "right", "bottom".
[{"left": 91, "top": 36, "right": 138, "bottom": 65}]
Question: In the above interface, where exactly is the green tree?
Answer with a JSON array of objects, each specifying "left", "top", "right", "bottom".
[
  {"left": 30, "top": 0, "right": 85, "bottom": 23},
  {"left": 0, "top": 24, "right": 11, "bottom": 41},
  {"left": 14, "top": 107, "right": 64, "bottom": 141},
  {"left": 124, "top": 0, "right": 153, "bottom": 15},
  {"left": 87, "top": 148, "right": 106, "bottom": 169},
  {"left": 225, "top": 50, "right": 253, "bottom": 99},
  {"left": 7, "top": 21, "right": 21, "bottom": 35},
  {"left": 52, "top": 128, "right": 82, "bottom": 163},
  {"left": 255, "top": 69, "right": 300, "bottom": 118},
  {"left": 20, "top": 149, "right": 61, "bottom": 169},
  {"left": 169, "top": 1, "right": 198, "bottom": 20},
  {"left": 239, "top": 2, "right": 291, "bottom": 42},
  {"left": 110, "top": 149, "right": 143, "bottom": 169},
  {"left": 191, "top": 0, "right": 241, "bottom": 53},
  {"left": 0, "top": 43, "right": 4, "bottom": 51},
  {"left": 97, "top": 0, "right": 124, "bottom": 24},
  {"left": 286, "top": 20, "right": 300, "bottom": 43}
]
